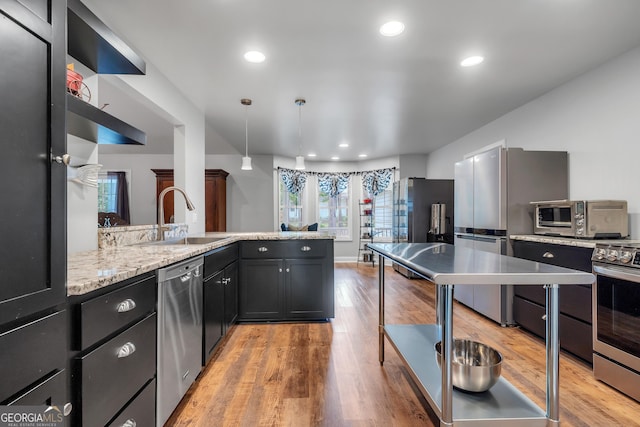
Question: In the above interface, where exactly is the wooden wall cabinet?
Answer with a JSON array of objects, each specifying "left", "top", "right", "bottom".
[{"left": 153, "top": 169, "right": 228, "bottom": 232}]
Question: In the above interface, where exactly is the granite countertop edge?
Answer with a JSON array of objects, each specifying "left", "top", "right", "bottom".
[
  {"left": 67, "top": 232, "right": 333, "bottom": 296},
  {"left": 509, "top": 234, "right": 640, "bottom": 248}
]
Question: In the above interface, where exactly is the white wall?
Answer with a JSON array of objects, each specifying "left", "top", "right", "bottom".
[
  {"left": 205, "top": 154, "right": 275, "bottom": 232},
  {"left": 399, "top": 154, "right": 427, "bottom": 178},
  {"left": 67, "top": 136, "right": 99, "bottom": 253},
  {"left": 426, "top": 46, "right": 640, "bottom": 237}
]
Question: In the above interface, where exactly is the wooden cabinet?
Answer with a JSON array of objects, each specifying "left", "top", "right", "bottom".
[
  {"left": 239, "top": 240, "right": 335, "bottom": 321},
  {"left": 512, "top": 240, "right": 593, "bottom": 363},
  {"left": 0, "top": 0, "right": 68, "bottom": 410},
  {"left": 153, "top": 169, "right": 229, "bottom": 231},
  {"left": 69, "top": 273, "right": 157, "bottom": 427},
  {"left": 203, "top": 244, "right": 239, "bottom": 364}
]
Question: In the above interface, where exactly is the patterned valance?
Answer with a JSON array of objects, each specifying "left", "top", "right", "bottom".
[
  {"left": 280, "top": 169, "right": 307, "bottom": 194},
  {"left": 362, "top": 168, "right": 394, "bottom": 196},
  {"left": 317, "top": 172, "right": 350, "bottom": 198}
]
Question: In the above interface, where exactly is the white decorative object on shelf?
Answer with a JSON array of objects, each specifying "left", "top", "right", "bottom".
[{"left": 67, "top": 163, "right": 102, "bottom": 187}]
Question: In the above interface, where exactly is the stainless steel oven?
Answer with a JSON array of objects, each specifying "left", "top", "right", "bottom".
[{"left": 592, "top": 243, "right": 640, "bottom": 401}]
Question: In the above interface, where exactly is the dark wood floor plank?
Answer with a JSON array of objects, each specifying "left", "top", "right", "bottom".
[{"left": 166, "top": 264, "right": 640, "bottom": 427}]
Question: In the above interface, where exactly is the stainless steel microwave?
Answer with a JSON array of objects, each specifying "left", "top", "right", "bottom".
[{"left": 532, "top": 200, "right": 628, "bottom": 239}]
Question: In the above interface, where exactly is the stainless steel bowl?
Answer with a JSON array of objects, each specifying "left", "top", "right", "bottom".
[{"left": 434, "top": 339, "right": 502, "bottom": 392}]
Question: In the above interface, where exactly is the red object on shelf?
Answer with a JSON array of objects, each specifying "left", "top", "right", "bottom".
[
  {"left": 363, "top": 198, "right": 372, "bottom": 204},
  {"left": 66, "top": 68, "right": 83, "bottom": 93}
]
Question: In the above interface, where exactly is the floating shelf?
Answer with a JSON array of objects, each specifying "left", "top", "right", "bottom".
[
  {"left": 67, "top": 0, "right": 146, "bottom": 75},
  {"left": 67, "top": 93, "right": 146, "bottom": 145}
]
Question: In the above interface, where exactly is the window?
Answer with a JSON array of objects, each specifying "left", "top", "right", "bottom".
[
  {"left": 278, "top": 179, "right": 304, "bottom": 227},
  {"left": 372, "top": 187, "right": 393, "bottom": 242},
  {"left": 318, "top": 181, "right": 351, "bottom": 240},
  {"left": 97, "top": 172, "right": 119, "bottom": 213}
]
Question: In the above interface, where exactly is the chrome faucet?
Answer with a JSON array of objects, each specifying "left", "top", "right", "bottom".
[{"left": 157, "top": 186, "right": 196, "bottom": 240}]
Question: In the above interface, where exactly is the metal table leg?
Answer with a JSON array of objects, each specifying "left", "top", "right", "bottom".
[
  {"left": 545, "top": 283, "right": 560, "bottom": 426},
  {"left": 440, "top": 284, "right": 454, "bottom": 426},
  {"left": 378, "top": 254, "right": 385, "bottom": 365}
]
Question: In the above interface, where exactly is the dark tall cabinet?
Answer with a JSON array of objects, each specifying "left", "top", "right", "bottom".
[{"left": 0, "top": 0, "right": 68, "bottom": 409}]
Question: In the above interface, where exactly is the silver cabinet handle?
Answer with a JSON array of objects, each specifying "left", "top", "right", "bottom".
[
  {"left": 279, "top": 268, "right": 282, "bottom": 272},
  {"left": 116, "top": 299, "right": 137, "bottom": 313},
  {"left": 542, "top": 252, "right": 555, "bottom": 258},
  {"left": 286, "top": 268, "right": 290, "bottom": 272},
  {"left": 117, "top": 342, "right": 136, "bottom": 358},
  {"left": 63, "top": 403, "right": 73, "bottom": 416},
  {"left": 542, "top": 314, "right": 547, "bottom": 320},
  {"left": 258, "top": 246, "right": 268, "bottom": 252},
  {"left": 52, "top": 153, "right": 70, "bottom": 164},
  {"left": 301, "top": 246, "right": 311, "bottom": 252},
  {"left": 121, "top": 420, "right": 137, "bottom": 427}
]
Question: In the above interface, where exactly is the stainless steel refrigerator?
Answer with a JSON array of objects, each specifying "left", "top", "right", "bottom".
[
  {"left": 453, "top": 146, "right": 568, "bottom": 325},
  {"left": 393, "top": 177, "right": 454, "bottom": 277}
]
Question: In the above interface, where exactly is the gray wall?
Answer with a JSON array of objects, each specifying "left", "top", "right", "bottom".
[{"left": 426, "top": 46, "right": 640, "bottom": 237}]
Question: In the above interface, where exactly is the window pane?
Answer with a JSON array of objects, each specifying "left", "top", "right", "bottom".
[
  {"left": 318, "top": 183, "right": 350, "bottom": 240},
  {"left": 279, "top": 176, "right": 303, "bottom": 227}
]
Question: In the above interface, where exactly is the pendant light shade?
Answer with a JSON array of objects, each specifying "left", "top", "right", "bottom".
[
  {"left": 295, "top": 98, "right": 306, "bottom": 170},
  {"left": 241, "top": 98, "right": 253, "bottom": 171}
]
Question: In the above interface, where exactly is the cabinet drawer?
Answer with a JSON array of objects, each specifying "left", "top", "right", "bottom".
[
  {"left": 513, "top": 296, "right": 592, "bottom": 363},
  {"left": 107, "top": 378, "right": 155, "bottom": 427},
  {"left": 79, "top": 313, "right": 156, "bottom": 427},
  {"left": 204, "top": 243, "right": 238, "bottom": 279},
  {"left": 79, "top": 275, "right": 156, "bottom": 350},
  {"left": 514, "top": 284, "right": 592, "bottom": 324},
  {"left": 241, "top": 240, "right": 327, "bottom": 259},
  {"left": 0, "top": 310, "right": 66, "bottom": 403},
  {"left": 6, "top": 369, "right": 66, "bottom": 406},
  {"left": 513, "top": 240, "right": 592, "bottom": 272}
]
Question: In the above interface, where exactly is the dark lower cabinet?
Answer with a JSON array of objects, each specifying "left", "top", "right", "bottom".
[
  {"left": 239, "top": 239, "right": 335, "bottom": 322},
  {"left": 203, "top": 244, "right": 239, "bottom": 364},
  {"left": 69, "top": 273, "right": 157, "bottom": 427},
  {"left": 512, "top": 240, "right": 593, "bottom": 363}
]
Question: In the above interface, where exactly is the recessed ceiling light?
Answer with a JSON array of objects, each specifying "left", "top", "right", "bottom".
[
  {"left": 331, "top": 156, "right": 340, "bottom": 161},
  {"left": 358, "top": 154, "right": 368, "bottom": 158},
  {"left": 307, "top": 153, "right": 317, "bottom": 157},
  {"left": 338, "top": 143, "right": 349, "bottom": 148},
  {"left": 460, "top": 56, "right": 484, "bottom": 67},
  {"left": 380, "top": 21, "right": 405, "bottom": 37},
  {"left": 244, "top": 51, "right": 266, "bottom": 63}
]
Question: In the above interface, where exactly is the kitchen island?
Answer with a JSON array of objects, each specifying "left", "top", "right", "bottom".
[{"left": 368, "top": 242, "right": 595, "bottom": 427}]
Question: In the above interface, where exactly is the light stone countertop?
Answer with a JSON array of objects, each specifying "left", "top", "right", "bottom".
[
  {"left": 509, "top": 234, "right": 640, "bottom": 248},
  {"left": 67, "top": 232, "right": 333, "bottom": 296}
]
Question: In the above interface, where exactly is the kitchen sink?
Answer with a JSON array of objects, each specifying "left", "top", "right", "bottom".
[{"left": 136, "top": 236, "right": 228, "bottom": 246}]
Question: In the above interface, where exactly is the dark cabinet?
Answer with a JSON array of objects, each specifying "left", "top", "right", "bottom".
[
  {"left": 153, "top": 169, "right": 229, "bottom": 231},
  {"left": 69, "top": 273, "right": 157, "bottom": 427},
  {"left": 203, "top": 244, "right": 239, "bottom": 364},
  {"left": 239, "top": 240, "right": 335, "bottom": 321},
  {"left": 512, "top": 240, "right": 593, "bottom": 363},
  {"left": 0, "top": 0, "right": 68, "bottom": 411}
]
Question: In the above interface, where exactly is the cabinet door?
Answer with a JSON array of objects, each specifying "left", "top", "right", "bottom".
[
  {"left": 0, "top": 0, "right": 66, "bottom": 325},
  {"left": 224, "top": 261, "right": 239, "bottom": 332},
  {"left": 203, "top": 271, "right": 224, "bottom": 364},
  {"left": 239, "top": 259, "right": 284, "bottom": 320},
  {"left": 285, "top": 259, "right": 328, "bottom": 319}
]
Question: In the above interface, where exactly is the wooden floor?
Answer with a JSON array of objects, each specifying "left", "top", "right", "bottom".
[{"left": 167, "top": 263, "right": 640, "bottom": 427}]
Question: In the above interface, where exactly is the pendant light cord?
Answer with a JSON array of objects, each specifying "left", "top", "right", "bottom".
[
  {"left": 298, "top": 103, "right": 302, "bottom": 156},
  {"left": 245, "top": 104, "right": 249, "bottom": 157}
]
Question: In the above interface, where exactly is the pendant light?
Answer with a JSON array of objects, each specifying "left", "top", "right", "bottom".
[
  {"left": 295, "top": 98, "right": 306, "bottom": 170},
  {"left": 241, "top": 98, "right": 253, "bottom": 170}
]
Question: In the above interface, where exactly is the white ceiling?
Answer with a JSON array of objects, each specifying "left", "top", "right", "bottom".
[{"left": 89, "top": 0, "right": 640, "bottom": 160}]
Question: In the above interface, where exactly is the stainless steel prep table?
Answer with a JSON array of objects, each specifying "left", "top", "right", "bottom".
[{"left": 367, "top": 242, "right": 595, "bottom": 427}]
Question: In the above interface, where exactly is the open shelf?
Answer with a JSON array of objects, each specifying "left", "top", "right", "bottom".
[
  {"left": 67, "top": 0, "right": 146, "bottom": 75},
  {"left": 67, "top": 93, "right": 146, "bottom": 145},
  {"left": 384, "top": 324, "right": 547, "bottom": 426}
]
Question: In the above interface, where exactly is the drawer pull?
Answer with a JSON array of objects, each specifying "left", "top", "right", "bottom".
[
  {"left": 258, "top": 246, "right": 269, "bottom": 252},
  {"left": 541, "top": 314, "right": 547, "bottom": 320},
  {"left": 542, "top": 252, "right": 555, "bottom": 259},
  {"left": 116, "top": 299, "right": 137, "bottom": 313},
  {"left": 63, "top": 403, "right": 73, "bottom": 416},
  {"left": 121, "top": 420, "right": 137, "bottom": 427},
  {"left": 301, "top": 246, "right": 312, "bottom": 252},
  {"left": 286, "top": 268, "right": 290, "bottom": 273},
  {"left": 117, "top": 342, "right": 137, "bottom": 358}
]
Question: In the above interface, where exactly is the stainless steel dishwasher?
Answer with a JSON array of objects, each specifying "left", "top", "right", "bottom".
[{"left": 157, "top": 256, "right": 203, "bottom": 426}]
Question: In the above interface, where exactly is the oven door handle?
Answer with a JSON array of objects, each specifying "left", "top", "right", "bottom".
[{"left": 593, "top": 264, "right": 640, "bottom": 283}]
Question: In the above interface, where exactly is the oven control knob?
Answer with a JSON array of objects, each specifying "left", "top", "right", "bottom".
[
  {"left": 620, "top": 251, "right": 633, "bottom": 264},
  {"left": 594, "top": 248, "right": 607, "bottom": 260},
  {"left": 606, "top": 249, "right": 619, "bottom": 262}
]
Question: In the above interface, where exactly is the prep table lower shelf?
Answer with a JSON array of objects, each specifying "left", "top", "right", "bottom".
[{"left": 384, "top": 324, "right": 547, "bottom": 426}]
